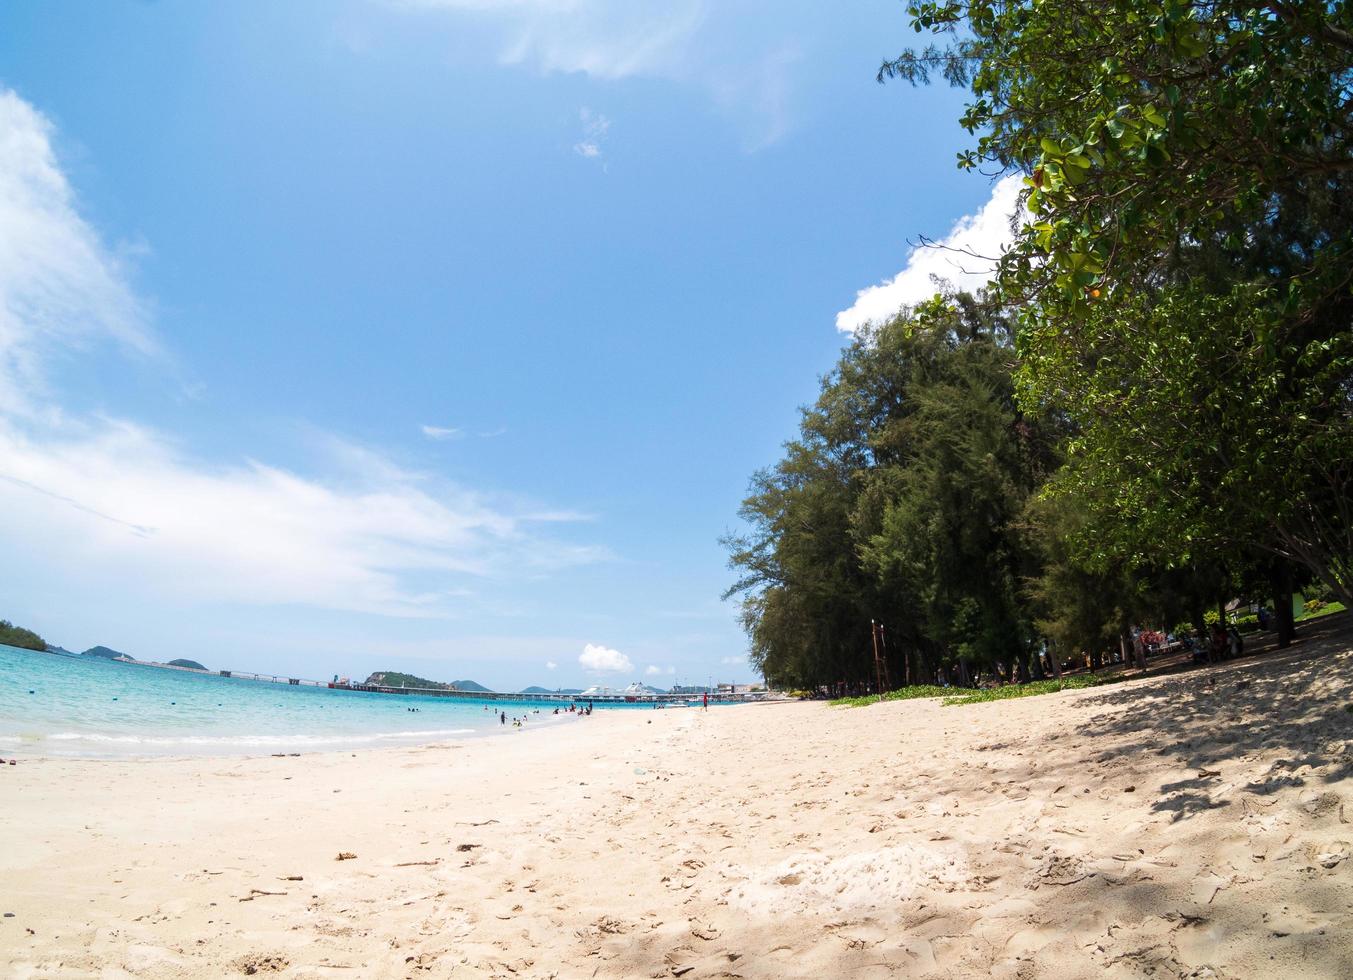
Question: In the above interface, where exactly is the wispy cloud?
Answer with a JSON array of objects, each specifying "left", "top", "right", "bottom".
[
  {"left": 545, "top": 660, "right": 557, "bottom": 670},
  {"left": 0, "top": 87, "right": 605, "bottom": 619},
  {"left": 398, "top": 1, "right": 798, "bottom": 147},
  {"left": 0, "top": 89, "right": 157, "bottom": 418},
  {"left": 420, "top": 423, "right": 463, "bottom": 440},
  {"left": 408, "top": 0, "right": 706, "bottom": 80},
  {"left": 835, "top": 175, "right": 1024, "bottom": 334},
  {"left": 644, "top": 664, "right": 675, "bottom": 677},
  {"left": 573, "top": 106, "right": 610, "bottom": 160},
  {"left": 578, "top": 642, "right": 632, "bottom": 673},
  {"left": 719, "top": 655, "right": 744, "bottom": 666}
]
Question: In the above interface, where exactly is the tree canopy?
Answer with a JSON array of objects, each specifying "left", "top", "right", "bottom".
[
  {"left": 883, "top": 0, "right": 1353, "bottom": 605},
  {"left": 0, "top": 619, "right": 47, "bottom": 652},
  {"left": 726, "top": 2, "right": 1351, "bottom": 687}
]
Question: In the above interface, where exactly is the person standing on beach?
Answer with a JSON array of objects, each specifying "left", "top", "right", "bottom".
[
  {"left": 500, "top": 710, "right": 506, "bottom": 725},
  {"left": 702, "top": 692, "right": 708, "bottom": 711}
]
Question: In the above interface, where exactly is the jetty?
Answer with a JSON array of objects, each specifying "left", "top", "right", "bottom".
[
  {"left": 41, "top": 648, "right": 770, "bottom": 705},
  {"left": 325, "top": 681, "right": 750, "bottom": 705}
]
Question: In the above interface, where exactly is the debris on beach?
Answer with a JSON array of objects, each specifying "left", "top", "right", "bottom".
[
  {"left": 238, "top": 888, "right": 287, "bottom": 902},
  {"left": 231, "top": 952, "right": 289, "bottom": 974},
  {"left": 335, "top": 852, "right": 357, "bottom": 861}
]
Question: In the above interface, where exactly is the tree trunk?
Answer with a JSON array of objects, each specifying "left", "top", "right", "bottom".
[
  {"left": 1191, "top": 605, "right": 1210, "bottom": 662},
  {"left": 1273, "top": 564, "right": 1297, "bottom": 649},
  {"left": 957, "top": 658, "right": 971, "bottom": 688},
  {"left": 1046, "top": 642, "right": 1062, "bottom": 680},
  {"left": 1127, "top": 630, "right": 1147, "bottom": 672}
]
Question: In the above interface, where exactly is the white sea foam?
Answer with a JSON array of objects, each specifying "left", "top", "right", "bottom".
[{"left": 41, "top": 728, "right": 477, "bottom": 746}]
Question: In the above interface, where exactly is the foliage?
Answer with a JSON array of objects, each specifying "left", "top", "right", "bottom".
[
  {"left": 1297, "top": 599, "right": 1347, "bottom": 621},
  {"left": 830, "top": 685, "right": 954, "bottom": 707},
  {"left": 81, "top": 645, "right": 128, "bottom": 660},
  {"left": 884, "top": 0, "right": 1353, "bottom": 605},
  {"left": 363, "top": 671, "right": 483, "bottom": 690},
  {"left": 725, "top": 295, "right": 1052, "bottom": 689},
  {"left": 1022, "top": 494, "right": 1136, "bottom": 663},
  {"left": 940, "top": 673, "right": 1111, "bottom": 705},
  {"left": 0, "top": 619, "right": 47, "bottom": 651},
  {"left": 884, "top": 1, "right": 1353, "bottom": 306},
  {"left": 831, "top": 674, "right": 1110, "bottom": 708}
]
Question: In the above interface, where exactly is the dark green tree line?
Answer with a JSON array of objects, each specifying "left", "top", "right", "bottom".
[{"left": 724, "top": 297, "right": 1057, "bottom": 690}]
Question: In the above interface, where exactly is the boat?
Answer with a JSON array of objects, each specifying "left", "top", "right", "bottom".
[{"left": 576, "top": 681, "right": 666, "bottom": 703}]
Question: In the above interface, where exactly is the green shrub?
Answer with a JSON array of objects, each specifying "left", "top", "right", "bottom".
[
  {"left": 830, "top": 685, "right": 952, "bottom": 707},
  {"left": 831, "top": 674, "right": 1118, "bottom": 708}
]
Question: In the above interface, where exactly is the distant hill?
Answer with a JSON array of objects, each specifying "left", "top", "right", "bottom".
[
  {"left": 45, "top": 645, "right": 75, "bottom": 656},
  {"left": 364, "top": 671, "right": 493, "bottom": 693},
  {"left": 168, "top": 658, "right": 207, "bottom": 670},
  {"left": 0, "top": 619, "right": 47, "bottom": 651},
  {"left": 520, "top": 686, "right": 583, "bottom": 695},
  {"left": 82, "top": 645, "right": 131, "bottom": 660}
]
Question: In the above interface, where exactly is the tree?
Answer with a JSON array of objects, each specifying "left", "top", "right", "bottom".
[
  {"left": 884, "top": 0, "right": 1353, "bottom": 603},
  {"left": 724, "top": 296, "right": 1053, "bottom": 689},
  {"left": 0, "top": 619, "right": 47, "bottom": 652}
]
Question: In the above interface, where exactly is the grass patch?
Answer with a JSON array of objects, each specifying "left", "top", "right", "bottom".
[
  {"left": 1296, "top": 600, "right": 1346, "bottom": 623},
  {"left": 832, "top": 673, "right": 1115, "bottom": 709},
  {"left": 830, "top": 685, "right": 952, "bottom": 707},
  {"left": 940, "top": 673, "right": 1109, "bottom": 706}
]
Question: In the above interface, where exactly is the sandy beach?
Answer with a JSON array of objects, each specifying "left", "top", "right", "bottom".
[{"left": 4, "top": 621, "right": 1353, "bottom": 979}]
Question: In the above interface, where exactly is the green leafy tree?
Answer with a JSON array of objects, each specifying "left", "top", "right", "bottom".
[
  {"left": 725, "top": 296, "right": 1054, "bottom": 689},
  {"left": 885, "top": 0, "right": 1353, "bottom": 604},
  {"left": 0, "top": 619, "right": 48, "bottom": 652}
]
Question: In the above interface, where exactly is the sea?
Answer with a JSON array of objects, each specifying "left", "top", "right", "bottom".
[{"left": 0, "top": 643, "right": 673, "bottom": 757}]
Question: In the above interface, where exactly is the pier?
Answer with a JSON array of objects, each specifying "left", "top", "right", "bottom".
[
  {"left": 59, "top": 651, "right": 763, "bottom": 705},
  {"left": 324, "top": 683, "right": 734, "bottom": 705}
]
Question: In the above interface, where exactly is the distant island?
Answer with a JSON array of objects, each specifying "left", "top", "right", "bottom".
[
  {"left": 0, "top": 618, "right": 46, "bottom": 651},
  {"left": 168, "top": 658, "right": 207, "bottom": 670},
  {"left": 520, "top": 685, "right": 583, "bottom": 695},
  {"left": 364, "top": 671, "right": 492, "bottom": 693},
  {"left": 82, "top": 645, "right": 131, "bottom": 660}
]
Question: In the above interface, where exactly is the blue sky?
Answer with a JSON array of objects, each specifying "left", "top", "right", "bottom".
[{"left": 0, "top": 1, "right": 1017, "bottom": 691}]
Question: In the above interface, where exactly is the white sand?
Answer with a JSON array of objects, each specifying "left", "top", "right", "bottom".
[{"left": 4, "top": 623, "right": 1353, "bottom": 978}]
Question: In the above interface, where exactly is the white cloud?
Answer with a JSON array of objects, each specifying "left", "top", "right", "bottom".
[
  {"left": 835, "top": 175, "right": 1025, "bottom": 334},
  {"left": 720, "top": 655, "right": 744, "bottom": 666},
  {"left": 400, "top": 1, "right": 797, "bottom": 147},
  {"left": 0, "top": 419, "right": 603, "bottom": 616},
  {"left": 410, "top": 0, "right": 706, "bottom": 80},
  {"left": 0, "top": 89, "right": 157, "bottom": 418},
  {"left": 573, "top": 107, "right": 610, "bottom": 160},
  {"left": 545, "top": 660, "right": 557, "bottom": 670},
  {"left": 420, "top": 424, "right": 463, "bottom": 440},
  {"left": 579, "top": 642, "right": 632, "bottom": 673},
  {"left": 644, "top": 664, "right": 676, "bottom": 676},
  {"left": 0, "top": 88, "right": 604, "bottom": 619}
]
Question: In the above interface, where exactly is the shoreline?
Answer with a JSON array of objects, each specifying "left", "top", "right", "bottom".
[
  {"left": 0, "top": 702, "right": 605, "bottom": 761},
  {"left": 4, "top": 633, "right": 1352, "bottom": 978}
]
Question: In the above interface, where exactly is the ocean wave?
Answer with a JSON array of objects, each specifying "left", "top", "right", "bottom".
[{"left": 26, "top": 728, "right": 479, "bottom": 747}]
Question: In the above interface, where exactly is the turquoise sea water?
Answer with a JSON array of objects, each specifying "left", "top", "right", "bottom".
[{"left": 0, "top": 643, "right": 663, "bottom": 757}]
